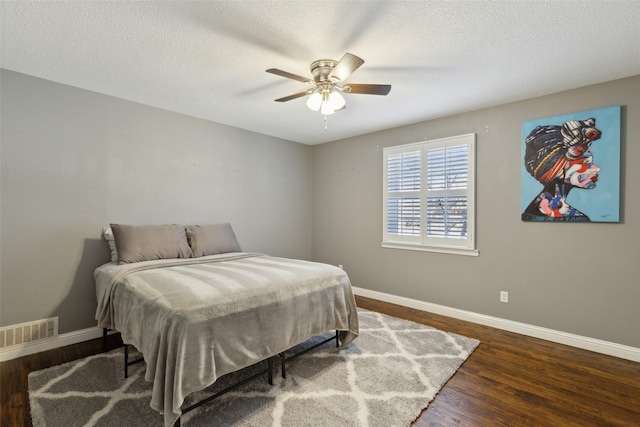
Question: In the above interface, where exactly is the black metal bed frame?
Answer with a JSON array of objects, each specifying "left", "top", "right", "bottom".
[{"left": 104, "top": 328, "right": 340, "bottom": 426}]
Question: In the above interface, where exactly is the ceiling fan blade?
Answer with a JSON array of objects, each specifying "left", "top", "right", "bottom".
[
  {"left": 266, "top": 68, "right": 311, "bottom": 83},
  {"left": 344, "top": 83, "right": 392, "bottom": 95},
  {"left": 274, "top": 91, "right": 309, "bottom": 102},
  {"left": 328, "top": 53, "right": 364, "bottom": 82}
]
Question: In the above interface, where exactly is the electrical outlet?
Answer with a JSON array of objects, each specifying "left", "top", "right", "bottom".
[{"left": 500, "top": 291, "right": 509, "bottom": 303}]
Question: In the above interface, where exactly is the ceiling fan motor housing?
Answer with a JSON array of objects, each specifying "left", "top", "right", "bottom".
[{"left": 310, "top": 59, "right": 338, "bottom": 82}]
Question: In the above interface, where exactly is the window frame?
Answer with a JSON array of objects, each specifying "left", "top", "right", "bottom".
[{"left": 382, "top": 133, "right": 478, "bottom": 256}]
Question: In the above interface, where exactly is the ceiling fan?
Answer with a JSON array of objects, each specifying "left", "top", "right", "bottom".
[{"left": 266, "top": 53, "right": 391, "bottom": 116}]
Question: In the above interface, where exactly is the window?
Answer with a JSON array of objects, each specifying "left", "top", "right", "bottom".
[{"left": 383, "top": 133, "right": 477, "bottom": 255}]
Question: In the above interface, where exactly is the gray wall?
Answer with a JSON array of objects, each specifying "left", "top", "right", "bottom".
[
  {"left": 1, "top": 69, "right": 313, "bottom": 334},
  {"left": 2, "top": 68, "right": 639, "bottom": 350},
  {"left": 312, "top": 75, "right": 640, "bottom": 348}
]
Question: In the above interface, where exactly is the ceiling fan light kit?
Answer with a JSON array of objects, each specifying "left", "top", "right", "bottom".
[
  {"left": 267, "top": 53, "right": 391, "bottom": 120},
  {"left": 328, "top": 91, "right": 346, "bottom": 110},
  {"left": 306, "top": 92, "right": 323, "bottom": 111}
]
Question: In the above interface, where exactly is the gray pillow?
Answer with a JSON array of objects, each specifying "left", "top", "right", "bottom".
[
  {"left": 186, "top": 223, "right": 242, "bottom": 257},
  {"left": 111, "top": 224, "right": 193, "bottom": 264}
]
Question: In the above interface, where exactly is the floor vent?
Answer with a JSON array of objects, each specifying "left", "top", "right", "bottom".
[{"left": 0, "top": 317, "right": 58, "bottom": 351}]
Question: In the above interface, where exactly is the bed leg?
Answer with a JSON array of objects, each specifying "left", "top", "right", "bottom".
[
  {"left": 268, "top": 357, "right": 273, "bottom": 385},
  {"left": 102, "top": 328, "right": 108, "bottom": 352},
  {"left": 174, "top": 417, "right": 181, "bottom": 427},
  {"left": 279, "top": 352, "right": 286, "bottom": 379},
  {"left": 335, "top": 330, "right": 339, "bottom": 348},
  {"left": 124, "top": 344, "right": 129, "bottom": 379}
]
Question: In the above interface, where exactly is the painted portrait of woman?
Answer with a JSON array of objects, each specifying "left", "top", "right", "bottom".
[{"left": 521, "top": 106, "right": 621, "bottom": 223}]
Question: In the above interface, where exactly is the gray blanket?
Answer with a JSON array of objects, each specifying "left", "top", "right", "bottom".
[{"left": 94, "top": 252, "right": 359, "bottom": 427}]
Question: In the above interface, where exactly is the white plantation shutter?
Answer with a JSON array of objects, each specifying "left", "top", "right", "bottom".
[
  {"left": 385, "top": 149, "right": 421, "bottom": 239},
  {"left": 383, "top": 134, "right": 476, "bottom": 253},
  {"left": 387, "top": 151, "right": 421, "bottom": 192},
  {"left": 425, "top": 144, "right": 468, "bottom": 240},
  {"left": 387, "top": 197, "right": 421, "bottom": 236}
]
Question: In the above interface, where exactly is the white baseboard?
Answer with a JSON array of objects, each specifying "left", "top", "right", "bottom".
[
  {"left": 0, "top": 326, "right": 113, "bottom": 362},
  {"left": 353, "top": 286, "right": 640, "bottom": 363}
]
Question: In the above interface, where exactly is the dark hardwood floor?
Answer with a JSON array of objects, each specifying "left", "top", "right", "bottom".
[
  {"left": 357, "top": 296, "right": 640, "bottom": 427},
  {"left": 1, "top": 333, "right": 124, "bottom": 427},
  {"left": 2, "top": 296, "right": 639, "bottom": 426}
]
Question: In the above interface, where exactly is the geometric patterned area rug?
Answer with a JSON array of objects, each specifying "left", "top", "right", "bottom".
[{"left": 29, "top": 309, "right": 479, "bottom": 427}]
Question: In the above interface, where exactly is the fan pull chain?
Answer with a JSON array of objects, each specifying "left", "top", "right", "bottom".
[{"left": 324, "top": 115, "right": 328, "bottom": 131}]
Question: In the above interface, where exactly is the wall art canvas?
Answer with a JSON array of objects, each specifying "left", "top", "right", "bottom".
[{"left": 521, "top": 105, "right": 621, "bottom": 222}]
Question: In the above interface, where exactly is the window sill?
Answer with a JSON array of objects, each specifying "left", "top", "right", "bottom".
[{"left": 381, "top": 242, "right": 479, "bottom": 257}]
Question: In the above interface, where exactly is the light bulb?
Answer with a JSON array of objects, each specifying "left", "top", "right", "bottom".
[
  {"left": 329, "top": 91, "right": 346, "bottom": 110},
  {"left": 306, "top": 92, "right": 322, "bottom": 111},
  {"left": 321, "top": 100, "right": 335, "bottom": 115}
]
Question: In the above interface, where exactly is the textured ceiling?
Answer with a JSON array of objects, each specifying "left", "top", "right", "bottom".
[{"left": 2, "top": 1, "right": 640, "bottom": 145}]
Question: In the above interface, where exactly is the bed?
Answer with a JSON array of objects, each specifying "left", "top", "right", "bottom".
[{"left": 94, "top": 223, "right": 359, "bottom": 427}]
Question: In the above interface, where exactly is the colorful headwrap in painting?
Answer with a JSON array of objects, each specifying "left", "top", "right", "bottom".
[{"left": 524, "top": 118, "right": 601, "bottom": 185}]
